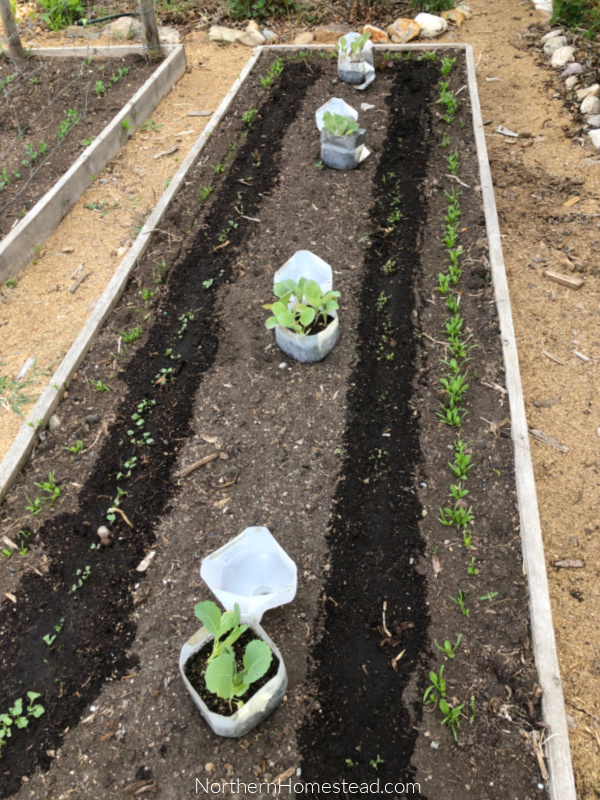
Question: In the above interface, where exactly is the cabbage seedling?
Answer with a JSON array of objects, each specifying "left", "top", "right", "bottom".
[
  {"left": 264, "top": 278, "right": 340, "bottom": 335},
  {"left": 195, "top": 601, "right": 273, "bottom": 708},
  {"left": 194, "top": 601, "right": 248, "bottom": 663},
  {"left": 322, "top": 112, "right": 359, "bottom": 137},
  {"left": 338, "top": 30, "right": 371, "bottom": 61}
]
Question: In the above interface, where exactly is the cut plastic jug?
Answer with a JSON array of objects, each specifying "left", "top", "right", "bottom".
[
  {"left": 273, "top": 250, "right": 332, "bottom": 293},
  {"left": 200, "top": 526, "right": 297, "bottom": 622},
  {"left": 337, "top": 33, "right": 375, "bottom": 90},
  {"left": 315, "top": 98, "right": 358, "bottom": 132}
]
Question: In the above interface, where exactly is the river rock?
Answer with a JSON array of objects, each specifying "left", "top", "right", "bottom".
[
  {"left": 540, "top": 29, "right": 563, "bottom": 43},
  {"left": 246, "top": 20, "right": 260, "bottom": 31},
  {"left": 102, "top": 16, "right": 142, "bottom": 38},
  {"left": 588, "top": 129, "right": 600, "bottom": 148},
  {"left": 586, "top": 114, "right": 600, "bottom": 127},
  {"left": 48, "top": 414, "right": 61, "bottom": 431},
  {"left": 565, "top": 75, "right": 579, "bottom": 89},
  {"left": 314, "top": 23, "right": 349, "bottom": 43},
  {"left": 208, "top": 25, "right": 241, "bottom": 43},
  {"left": 581, "top": 95, "right": 600, "bottom": 114},
  {"left": 293, "top": 31, "right": 314, "bottom": 45},
  {"left": 551, "top": 46, "right": 576, "bottom": 68},
  {"left": 442, "top": 9, "right": 466, "bottom": 26},
  {"left": 576, "top": 83, "right": 600, "bottom": 100},
  {"left": 262, "top": 28, "right": 277, "bottom": 41},
  {"left": 415, "top": 12, "right": 448, "bottom": 37},
  {"left": 159, "top": 26, "right": 180, "bottom": 44},
  {"left": 543, "top": 35, "right": 567, "bottom": 56},
  {"left": 237, "top": 29, "right": 266, "bottom": 46},
  {"left": 362, "top": 24, "right": 389, "bottom": 43},
  {"left": 387, "top": 18, "right": 420, "bottom": 43},
  {"left": 455, "top": 3, "right": 472, "bottom": 18},
  {"left": 562, "top": 62, "right": 583, "bottom": 76}
]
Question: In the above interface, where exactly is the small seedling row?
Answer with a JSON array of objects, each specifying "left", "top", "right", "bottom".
[{"left": 0, "top": 48, "right": 558, "bottom": 798}]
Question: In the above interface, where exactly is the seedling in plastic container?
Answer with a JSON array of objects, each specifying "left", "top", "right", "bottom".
[
  {"left": 449, "top": 590, "right": 470, "bottom": 617},
  {"left": 434, "top": 634, "right": 461, "bottom": 659},
  {"left": 264, "top": 278, "right": 340, "bottom": 334},
  {"left": 322, "top": 111, "right": 359, "bottom": 137}
]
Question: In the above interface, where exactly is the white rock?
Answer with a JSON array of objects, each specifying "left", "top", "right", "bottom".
[
  {"left": 565, "top": 75, "right": 579, "bottom": 89},
  {"left": 588, "top": 129, "right": 600, "bottom": 148},
  {"left": 562, "top": 62, "right": 583, "bottom": 76},
  {"left": 48, "top": 414, "right": 61, "bottom": 431},
  {"left": 208, "top": 25, "right": 241, "bottom": 43},
  {"left": 237, "top": 29, "right": 266, "bottom": 46},
  {"left": 586, "top": 113, "right": 600, "bottom": 127},
  {"left": 97, "top": 525, "right": 111, "bottom": 540},
  {"left": 551, "top": 46, "right": 576, "bottom": 68},
  {"left": 535, "top": 0, "right": 553, "bottom": 11},
  {"left": 540, "top": 29, "right": 563, "bottom": 43},
  {"left": 455, "top": 3, "right": 472, "bottom": 19},
  {"left": 576, "top": 83, "right": 600, "bottom": 99},
  {"left": 246, "top": 20, "right": 260, "bottom": 31},
  {"left": 158, "top": 26, "right": 180, "bottom": 44},
  {"left": 581, "top": 95, "right": 600, "bottom": 114},
  {"left": 415, "top": 12, "right": 448, "bottom": 38},
  {"left": 543, "top": 35, "right": 567, "bottom": 56},
  {"left": 262, "top": 28, "right": 277, "bottom": 40}
]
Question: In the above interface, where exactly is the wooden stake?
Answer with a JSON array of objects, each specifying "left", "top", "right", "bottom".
[
  {"left": 0, "top": 0, "right": 25, "bottom": 63},
  {"left": 137, "top": 0, "right": 160, "bottom": 53}
]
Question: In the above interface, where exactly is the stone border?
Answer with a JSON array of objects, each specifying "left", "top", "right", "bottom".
[
  {"left": 0, "top": 43, "right": 576, "bottom": 800},
  {"left": 0, "top": 44, "right": 185, "bottom": 281}
]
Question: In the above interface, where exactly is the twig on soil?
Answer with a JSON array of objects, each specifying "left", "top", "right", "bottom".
[
  {"left": 108, "top": 507, "right": 134, "bottom": 528},
  {"left": 71, "top": 262, "right": 84, "bottom": 279},
  {"left": 541, "top": 349, "right": 565, "bottom": 366},
  {"left": 70, "top": 270, "right": 92, "bottom": 294},
  {"left": 445, "top": 174, "right": 470, "bottom": 188},
  {"left": 422, "top": 332, "right": 448, "bottom": 348},
  {"left": 529, "top": 428, "right": 569, "bottom": 453},
  {"left": 391, "top": 650, "right": 405, "bottom": 672},
  {"left": 81, "top": 420, "right": 109, "bottom": 455},
  {"left": 177, "top": 451, "right": 220, "bottom": 478},
  {"left": 568, "top": 699, "right": 600, "bottom": 723},
  {"left": 531, "top": 731, "right": 549, "bottom": 782},
  {"left": 382, "top": 601, "right": 392, "bottom": 638},
  {"left": 239, "top": 215, "right": 260, "bottom": 223}
]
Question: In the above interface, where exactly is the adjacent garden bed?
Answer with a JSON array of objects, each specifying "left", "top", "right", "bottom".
[
  {"left": 0, "top": 48, "right": 559, "bottom": 798},
  {"left": 0, "top": 52, "right": 157, "bottom": 240}
]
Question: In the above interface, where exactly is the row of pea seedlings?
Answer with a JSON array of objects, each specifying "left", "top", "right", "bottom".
[{"left": 424, "top": 61, "right": 479, "bottom": 744}]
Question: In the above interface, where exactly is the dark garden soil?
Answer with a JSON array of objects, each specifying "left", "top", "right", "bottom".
[
  {"left": 0, "top": 51, "right": 548, "bottom": 800},
  {"left": 0, "top": 53, "right": 159, "bottom": 240}
]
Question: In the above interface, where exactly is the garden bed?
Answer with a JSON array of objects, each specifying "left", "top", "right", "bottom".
[
  {"left": 0, "top": 46, "right": 571, "bottom": 799},
  {"left": 0, "top": 45, "right": 185, "bottom": 279}
]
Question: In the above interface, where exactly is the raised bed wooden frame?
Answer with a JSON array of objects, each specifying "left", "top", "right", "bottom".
[
  {"left": 0, "top": 43, "right": 575, "bottom": 800},
  {"left": 0, "top": 43, "right": 186, "bottom": 281}
]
